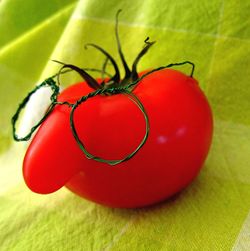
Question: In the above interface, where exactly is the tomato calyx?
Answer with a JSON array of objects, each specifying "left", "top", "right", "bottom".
[{"left": 52, "top": 9, "right": 156, "bottom": 94}]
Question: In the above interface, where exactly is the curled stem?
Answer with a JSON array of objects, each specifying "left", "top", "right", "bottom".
[
  {"left": 126, "top": 61, "right": 196, "bottom": 90},
  {"left": 11, "top": 78, "right": 59, "bottom": 141},
  {"left": 12, "top": 59, "right": 195, "bottom": 166},
  {"left": 70, "top": 88, "right": 149, "bottom": 165}
]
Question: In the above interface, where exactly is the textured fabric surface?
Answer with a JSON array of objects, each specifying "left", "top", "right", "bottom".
[{"left": 0, "top": 0, "right": 250, "bottom": 250}]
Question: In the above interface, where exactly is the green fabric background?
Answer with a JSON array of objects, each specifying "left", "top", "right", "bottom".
[{"left": 0, "top": 0, "right": 250, "bottom": 250}]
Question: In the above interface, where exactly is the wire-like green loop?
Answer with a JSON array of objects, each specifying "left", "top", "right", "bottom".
[
  {"left": 125, "top": 61, "right": 195, "bottom": 91},
  {"left": 12, "top": 60, "right": 195, "bottom": 166},
  {"left": 69, "top": 88, "right": 149, "bottom": 165},
  {"left": 11, "top": 78, "right": 59, "bottom": 141}
]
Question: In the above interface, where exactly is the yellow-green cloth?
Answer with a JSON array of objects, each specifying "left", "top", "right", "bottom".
[{"left": 1, "top": 0, "right": 250, "bottom": 250}]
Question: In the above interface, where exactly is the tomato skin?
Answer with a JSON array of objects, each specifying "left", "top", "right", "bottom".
[{"left": 23, "top": 69, "right": 213, "bottom": 208}]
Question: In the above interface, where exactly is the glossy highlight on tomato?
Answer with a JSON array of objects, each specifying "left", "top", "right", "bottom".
[{"left": 23, "top": 68, "right": 213, "bottom": 208}]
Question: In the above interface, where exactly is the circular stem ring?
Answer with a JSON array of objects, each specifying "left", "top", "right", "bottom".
[
  {"left": 11, "top": 78, "right": 59, "bottom": 141},
  {"left": 69, "top": 89, "right": 149, "bottom": 166}
]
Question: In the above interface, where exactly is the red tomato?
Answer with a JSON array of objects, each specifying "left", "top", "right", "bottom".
[{"left": 23, "top": 68, "right": 213, "bottom": 208}]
